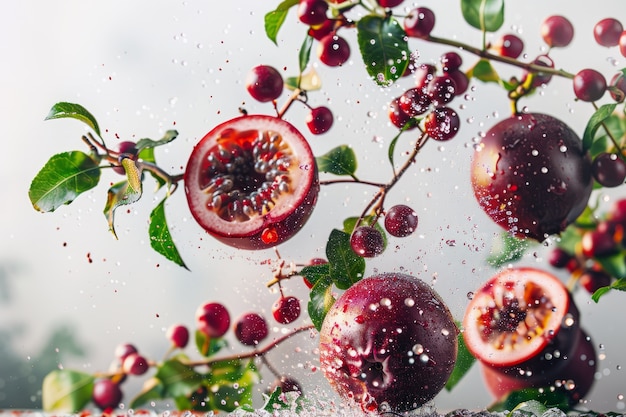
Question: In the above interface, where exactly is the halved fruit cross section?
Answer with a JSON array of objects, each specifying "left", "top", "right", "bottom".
[{"left": 185, "top": 115, "right": 319, "bottom": 250}]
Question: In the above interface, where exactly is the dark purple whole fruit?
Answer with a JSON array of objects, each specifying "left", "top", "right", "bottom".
[
  {"left": 471, "top": 113, "right": 593, "bottom": 241},
  {"left": 319, "top": 273, "right": 457, "bottom": 412},
  {"left": 541, "top": 15, "right": 574, "bottom": 48},
  {"left": 384, "top": 204, "right": 419, "bottom": 237},
  {"left": 573, "top": 68, "right": 607, "bottom": 102},
  {"left": 350, "top": 225, "right": 385, "bottom": 257},
  {"left": 403, "top": 7, "right": 435, "bottom": 39},
  {"left": 592, "top": 152, "right": 626, "bottom": 187},
  {"left": 92, "top": 379, "right": 123, "bottom": 411},
  {"left": 234, "top": 312, "right": 269, "bottom": 346},
  {"left": 245, "top": 65, "right": 284, "bottom": 103},
  {"left": 594, "top": 18, "right": 623, "bottom": 47}
]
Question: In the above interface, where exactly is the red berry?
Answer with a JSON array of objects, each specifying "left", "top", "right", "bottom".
[
  {"left": 377, "top": 0, "right": 403, "bottom": 7},
  {"left": 308, "top": 19, "right": 335, "bottom": 41},
  {"left": 350, "top": 226, "right": 385, "bottom": 257},
  {"left": 388, "top": 97, "right": 415, "bottom": 129},
  {"left": 113, "top": 141, "right": 138, "bottom": 175},
  {"left": 522, "top": 54, "right": 555, "bottom": 88},
  {"left": 593, "top": 18, "right": 623, "bottom": 47},
  {"left": 581, "top": 229, "right": 618, "bottom": 258},
  {"left": 234, "top": 312, "right": 269, "bottom": 346},
  {"left": 541, "top": 15, "right": 574, "bottom": 48},
  {"left": 620, "top": 30, "right": 626, "bottom": 57},
  {"left": 446, "top": 69, "right": 469, "bottom": 95},
  {"left": 547, "top": 247, "right": 572, "bottom": 269},
  {"left": 592, "top": 152, "right": 626, "bottom": 187},
  {"left": 122, "top": 352, "right": 149, "bottom": 376},
  {"left": 272, "top": 295, "right": 301, "bottom": 324},
  {"left": 492, "top": 34, "right": 524, "bottom": 59},
  {"left": 297, "top": 0, "right": 328, "bottom": 26},
  {"left": 399, "top": 88, "right": 431, "bottom": 117},
  {"left": 384, "top": 204, "right": 419, "bottom": 237},
  {"left": 196, "top": 302, "right": 231, "bottom": 338},
  {"left": 424, "top": 106, "right": 460, "bottom": 141},
  {"left": 573, "top": 69, "right": 607, "bottom": 102},
  {"left": 245, "top": 65, "right": 284, "bottom": 102},
  {"left": 306, "top": 106, "right": 334, "bottom": 134},
  {"left": 92, "top": 379, "right": 122, "bottom": 411},
  {"left": 427, "top": 74, "right": 457, "bottom": 106},
  {"left": 414, "top": 64, "right": 436, "bottom": 90},
  {"left": 317, "top": 33, "right": 350, "bottom": 67},
  {"left": 440, "top": 51, "right": 462, "bottom": 72},
  {"left": 114, "top": 343, "right": 138, "bottom": 362},
  {"left": 609, "top": 72, "right": 626, "bottom": 102},
  {"left": 302, "top": 257, "right": 328, "bottom": 288},
  {"left": 166, "top": 324, "right": 190, "bottom": 348},
  {"left": 579, "top": 269, "right": 612, "bottom": 294},
  {"left": 404, "top": 7, "right": 435, "bottom": 39}
]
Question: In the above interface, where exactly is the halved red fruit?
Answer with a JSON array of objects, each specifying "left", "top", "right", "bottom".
[
  {"left": 463, "top": 268, "right": 580, "bottom": 373},
  {"left": 184, "top": 115, "right": 319, "bottom": 249}
]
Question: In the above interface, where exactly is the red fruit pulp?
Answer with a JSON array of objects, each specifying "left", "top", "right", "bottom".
[{"left": 185, "top": 115, "right": 319, "bottom": 249}]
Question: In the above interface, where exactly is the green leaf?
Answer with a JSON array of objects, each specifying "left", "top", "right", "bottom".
[
  {"left": 308, "top": 274, "right": 335, "bottom": 330},
  {"left": 582, "top": 103, "right": 618, "bottom": 151},
  {"left": 460, "top": 0, "right": 505, "bottom": 32},
  {"left": 207, "top": 360, "right": 260, "bottom": 412},
  {"left": 299, "top": 262, "right": 331, "bottom": 287},
  {"left": 445, "top": 326, "right": 475, "bottom": 391},
  {"left": 103, "top": 173, "right": 143, "bottom": 239},
  {"left": 596, "top": 251, "right": 626, "bottom": 279},
  {"left": 195, "top": 330, "right": 228, "bottom": 357},
  {"left": 156, "top": 359, "right": 204, "bottom": 398},
  {"left": 326, "top": 228, "right": 365, "bottom": 290},
  {"left": 592, "top": 277, "right": 626, "bottom": 302},
  {"left": 45, "top": 102, "right": 101, "bottom": 137},
  {"left": 488, "top": 388, "right": 570, "bottom": 413},
  {"left": 264, "top": 0, "right": 299, "bottom": 45},
  {"left": 135, "top": 130, "right": 179, "bottom": 153},
  {"left": 129, "top": 377, "right": 165, "bottom": 409},
  {"left": 299, "top": 34, "right": 314, "bottom": 74},
  {"left": 357, "top": 15, "right": 410, "bottom": 86},
  {"left": 486, "top": 232, "right": 531, "bottom": 268},
  {"left": 29, "top": 151, "right": 101, "bottom": 212},
  {"left": 467, "top": 59, "right": 500, "bottom": 83},
  {"left": 42, "top": 369, "right": 94, "bottom": 412},
  {"left": 591, "top": 285, "right": 613, "bottom": 303},
  {"left": 149, "top": 198, "right": 188, "bottom": 269},
  {"left": 316, "top": 145, "right": 358, "bottom": 178}
]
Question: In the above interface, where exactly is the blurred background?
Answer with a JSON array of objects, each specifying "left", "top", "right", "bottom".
[{"left": 1, "top": 0, "right": 625, "bottom": 412}]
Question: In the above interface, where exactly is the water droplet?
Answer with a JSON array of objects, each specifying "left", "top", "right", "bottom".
[
  {"left": 412, "top": 344, "right": 424, "bottom": 354},
  {"left": 404, "top": 298, "right": 415, "bottom": 307}
]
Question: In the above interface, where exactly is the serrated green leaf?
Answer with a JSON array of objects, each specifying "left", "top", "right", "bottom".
[
  {"left": 460, "top": 0, "right": 504, "bottom": 32},
  {"left": 42, "top": 370, "right": 94, "bottom": 412},
  {"left": 195, "top": 330, "right": 228, "bottom": 357},
  {"left": 326, "top": 228, "right": 365, "bottom": 289},
  {"left": 45, "top": 102, "right": 101, "bottom": 137},
  {"left": 299, "top": 34, "right": 314, "bottom": 74},
  {"left": 29, "top": 151, "right": 101, "bottom": 212},
  {"left": 104, "top": 175, "right": 143, "bottom": 239},
  {"left": 135, "top": 130, "right": 179, "bottom": 153},
  {"left": 129, "top": 377, "right": 165, "bottom": 409},
  {"left": 208, "top": 360, "right": 260, "bottom": 412},
  {"left": 308, "top": 275, "right": 335, "bottom": 330},
  {"left": 445, "top": 326, "right": 475, "bottom": 391},
  {"left": 467, "top": 59, "right": 500, "bottom": 83},
  {"left": 149, "top": 198, "right": 188, "bottom": 269},
  {"left": 156, "top": 359, "right": 204, "bottom": 399},
  {"left": 264, "top": 0, "right": 299, "bottom": 45},
  {"left": 299, "top": 262, "right": 331, "bottom": 287},
  {"left": 316, "top": 145, "right": 358, "bottom": 178},
  {"left": 511, "top": 400, "right": 549, "bottom": 417},
  {"left": 582, "top": 103, "right": 618, "bottom": 151},
  {"left": 357, "top": 15, "right": 410, "bottom": 86}
]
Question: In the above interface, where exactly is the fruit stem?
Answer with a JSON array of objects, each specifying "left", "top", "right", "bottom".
[{"left": 277, "top": 89, "right": 305, "bottom": 119}]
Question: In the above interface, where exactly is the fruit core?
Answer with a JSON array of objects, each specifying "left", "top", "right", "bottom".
[{"left": 196, "top": 127, "right": 297, "bottom": 223}]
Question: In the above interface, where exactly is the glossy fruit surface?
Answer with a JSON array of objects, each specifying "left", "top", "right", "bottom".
[
  {"left": 573, "top": 69, "right": 607, "bottom": 102},
  {"left": 113, "top": 141, "right": 138, "bottom": 175},
  {"left": 424, "top": 106, "right": 460, "bottom": 141},
  {"left": 384, "top": 204, "right": 418, "bottom": 237},
  {"left": 319, "top": 273, "right": 457, "bottom": 412},
  {"left": 114, "top": 343, "right": 138, "bottom": 362},
  {"left": 592, "top": 152, "right": 626, "bottom": 187},
  {"left": 122, "top": 352, "right": 149, "bottom": 376},
  {"left": 245, "top": 65, "right": 284, "bottom": 103},
  {"left": 234, "top": 312, "right": 269, "bottom": 346},
  {"left": 272, "top": 295, "right": 301, "bottom": 324},
  {"left": 471, "top": 113, "right": 593, "bottom": 240},
  {"left": 317, "top": 33, "right": 350, "bottom": 67},
  {"left": 399, "top": 88, "right": 431, "bottom": 116},
  {"left": 297, "top": 0, "right": 328, "bottom": 26},
  {"left": 388, "top": 97, "right": 415, "bottom": 129},
  {"left": 350, "top": 225, "right": 385, "bottom": 257},
  {"left": 92, "top": 379, "right": 122, "bottom": 410},
  {"left": 306, "top": 106, "right": 334, "bottom": 134},
  {"left": 593, "top": 18, "right": 623, "bottom": 47},
  {"left": 463, "top": 268, "right": 580, "bottom": 371},
  {"left": 185, "top": 115, "right": 319, "bottom": 249},
  {"left": 609, "top": 72, "right": 626, "bottom": 102},
  {"left": 492, "top": 34, "right": 524, "bottom": 58},
  {"left": 404, "top": 7, "right": 435, "bottom": 39},
  {"left": 166, "top": 324, "right": 190, "bottom": 348},
  {"left": 541, "top": 15, "right": 574, "bottom": 47},
  {"left": 196, "top": 302, "right": 231, "bottom": 338}
]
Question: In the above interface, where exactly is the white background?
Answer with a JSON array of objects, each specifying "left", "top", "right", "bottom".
[{"left": 2, "top": 0, "right": 626, "bottom": 413}]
